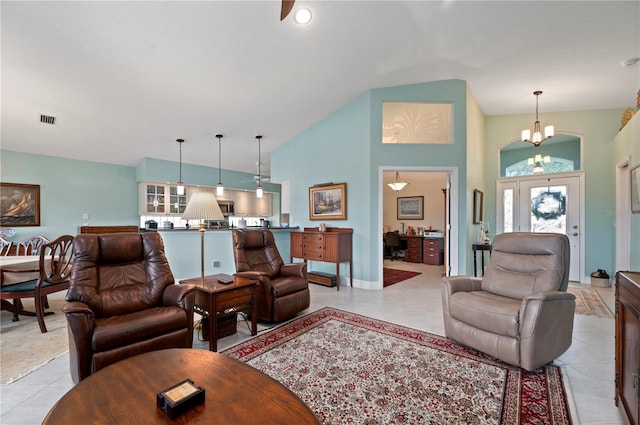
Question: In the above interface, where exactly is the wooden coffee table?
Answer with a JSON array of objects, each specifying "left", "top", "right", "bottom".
[
  {"left": 43, "top": 348, "right": 321, "bottom": 425},
  {"left": 179, "top": 274, "right": 257, "bottom": 352}
]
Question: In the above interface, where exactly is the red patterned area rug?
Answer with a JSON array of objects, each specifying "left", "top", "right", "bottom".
[
  {"left": 222, "top": 307, "right": 572, "bottom": 424},
  {"left": 383, "top": 268, "right": 421, "bottom": 287}
]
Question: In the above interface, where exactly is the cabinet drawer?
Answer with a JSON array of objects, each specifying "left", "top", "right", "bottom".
[
  {"left": 423, "top": 253, "right": 442, "bottom": 265},
  {"left": 405, "top": 251, "right": 422, "bottom": 263},
  {"left": 216, "top": 288, "right": 253, "bottom": 311},
  {"left": 406, "top": 238, "right": 422, "bottom": 248},
  {"left": 423, "top": 240, "right": 439, "bottom": 248}
]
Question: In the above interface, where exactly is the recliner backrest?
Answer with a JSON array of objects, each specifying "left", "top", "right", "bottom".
[
  {"left": 481, "top": 232, "right": 570, "bottom": 299},
  {"left": 68, "top": 232, "right": 175, "bottom": 317},
  {"left": 232, "top": 229, "right": 283, "bottom": 279}
]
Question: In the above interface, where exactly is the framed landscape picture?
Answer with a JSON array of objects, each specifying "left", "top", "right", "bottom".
[
  {"left": 309, "top": 183, "right": 347, "bottom": 220},
  {"left": 0, "top": 183, "right": 41, "bottom": 227},
  {"left": 397, "top": 196, "right": 423, "bottom": 220}
]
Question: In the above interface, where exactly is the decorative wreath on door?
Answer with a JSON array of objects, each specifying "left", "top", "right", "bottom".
[{"left": 531, "top": 191, "right": 566, "bottom": 220}]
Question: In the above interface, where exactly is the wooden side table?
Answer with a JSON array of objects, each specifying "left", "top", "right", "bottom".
[
  {"left": 179, "top": 274, "right": 257, "bottom": 352},
  {"left": 472, "top": 243, "right": 492, "bottom": 277}
]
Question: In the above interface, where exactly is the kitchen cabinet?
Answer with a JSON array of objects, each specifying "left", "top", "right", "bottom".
[
  {"left": 232, "top": 191, "right": 272, "bottom": 217},
  {"left": 423, "top": 238, "right": 444, "bottom": 265},
  {"left": 139, "top": 182, "right": 187, "bottom": 215},
  {"left": 290, "top": 227, "right": 352, "bottom": 291},
  {"left": 616, "top": 271, "right": 640, "bottom": 425}
]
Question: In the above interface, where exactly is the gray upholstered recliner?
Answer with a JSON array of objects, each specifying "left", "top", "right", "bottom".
[{"left": 441, "top": 232, "right": 575, "bottom": 371}]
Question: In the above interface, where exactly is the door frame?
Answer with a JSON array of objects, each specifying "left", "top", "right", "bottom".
[
  {"left": 615, "top": 156, "right": 632, "bottom": 272},
  {"left": 379, "top": 166, "right": 459, "bottom": 280},
  {"left": 497, "top": 171, "right": 586, "bottom": 282}
]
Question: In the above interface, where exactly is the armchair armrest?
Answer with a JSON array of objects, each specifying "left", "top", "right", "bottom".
[
  {"left": 163, "top": 283, "right": 196, "bottom": 309},
  {"left": 62, "top": 300, "right": 96, "bottom": 383},
  {"left": 280, "top": 262, "right": 307, "bottom": 278},
  {"left": 441, "top": 276, "right": 482, "bottom": 296}
]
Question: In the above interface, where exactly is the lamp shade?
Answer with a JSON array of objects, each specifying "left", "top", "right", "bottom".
[{"left": 182, "top": 192, "right": 224, "bottom": 221}]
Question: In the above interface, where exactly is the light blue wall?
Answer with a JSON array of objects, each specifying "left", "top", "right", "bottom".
[
  {"left": 272, "top": 91, "right": 373, "bottom": 283},
  {"left": 272, "top": 79, "right": 470, "bottom": 286},
  {"left": 0, "top": 150, "right": 138, "bottom": 241},
  {"left": 486, "top": 109, "right": 627, "bottom": 279}
]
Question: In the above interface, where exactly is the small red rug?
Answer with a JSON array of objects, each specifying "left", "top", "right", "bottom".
[
  {"left": 383, "top": 267, "right": 421, "bottom": 287},
  {"left": 222, "top": 307, "right": 572, "bottom": 424}
]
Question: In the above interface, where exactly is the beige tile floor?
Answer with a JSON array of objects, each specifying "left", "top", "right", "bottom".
[{"left": 0, "top": 261, "right": 623, "bottom": 424}]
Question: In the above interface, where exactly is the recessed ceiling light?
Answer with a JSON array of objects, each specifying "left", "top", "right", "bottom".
[
  {"left": 294, "top": 7, "right": 312, "bottom": 24},
  {"left": 621, "top": 57, "right": 640, "bottom": 68}
]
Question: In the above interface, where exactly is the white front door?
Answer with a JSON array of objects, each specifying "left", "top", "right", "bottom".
[{"left": 497, "top": 174, "right": 583, "bottom": 282}]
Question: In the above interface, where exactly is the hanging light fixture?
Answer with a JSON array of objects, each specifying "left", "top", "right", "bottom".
[
  {"left": 255, "top": 135, "right": 264, "bottom": 198},
  {"left": 528, "top": 154, "right": 551, "bottom": 174},
  {"left": 521, "top": 90, "right": 554, "bottom": 147},
  {"left": 215, "top": 134, "right": 224, "bottom": 196},
  {"left": 387, "top": 172, "right": 409, "bottom": 191},
  {"left": 176, "top": 138, "right": 185, "bottom": 195}
]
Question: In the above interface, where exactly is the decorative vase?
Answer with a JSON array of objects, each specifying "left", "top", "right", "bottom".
[{"left": 319, "top": 223, "right": 327, "bottom": 232}]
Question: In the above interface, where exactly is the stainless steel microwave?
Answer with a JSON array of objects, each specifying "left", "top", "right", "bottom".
[{"left": 217, "top": 200, "right": 234, "bottom": 216}]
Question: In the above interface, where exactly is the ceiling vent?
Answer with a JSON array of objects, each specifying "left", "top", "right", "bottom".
[{"left": 40, "top": 114, "right": 56, "bottom": 125}]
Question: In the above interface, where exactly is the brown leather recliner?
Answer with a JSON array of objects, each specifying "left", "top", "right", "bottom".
[
  {"left": 441, "top": 232, "right": 575, "bottom": 371},
  {"left": 232, "top": 229, "right": 310, "bottom": 322},
  {"left": 63, "top": 232, "right": 196, "bottom": 383}
]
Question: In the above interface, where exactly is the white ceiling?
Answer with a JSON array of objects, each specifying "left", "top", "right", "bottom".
[{"left": 2, "top": 1, "right": 639, "bottom": 179}]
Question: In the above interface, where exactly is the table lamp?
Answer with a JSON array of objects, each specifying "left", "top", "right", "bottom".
[{"left": 181, "top": 191, "right": 224, "bottom": 282}]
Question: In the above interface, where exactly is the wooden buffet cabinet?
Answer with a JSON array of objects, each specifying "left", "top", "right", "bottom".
[
  {"left": 616, "top": 271, "right": 640, "bottom": 425},
  {"left": 291, "top": 227, "right": 352, "bottom": 291}
]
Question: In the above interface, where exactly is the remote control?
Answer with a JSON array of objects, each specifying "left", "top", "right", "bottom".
[{"left": 217, "top": 276, "right": 234, "bottom": 284}]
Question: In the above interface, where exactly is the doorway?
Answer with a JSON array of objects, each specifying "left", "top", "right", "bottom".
[
  {"left": 380, "top": 167, "right": 458, "bottom": 286},
  {"left": 497, "top": 173, "right": 584, "bottom": 282}
]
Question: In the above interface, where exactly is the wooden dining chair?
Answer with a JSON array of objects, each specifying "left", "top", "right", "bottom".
[
  {"left": 0, "top": 236, "right": 12, "bottom": 256},
  {"left": 0, "top": 235, "right": 74, "bottom": 332},
  {"left": 16, "top": 235, "right": 49, "bottom": 255}
]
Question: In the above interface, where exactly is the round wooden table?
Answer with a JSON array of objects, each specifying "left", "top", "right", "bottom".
[{"left": 43, "top": 348, "right": 320, "bottom": 425}]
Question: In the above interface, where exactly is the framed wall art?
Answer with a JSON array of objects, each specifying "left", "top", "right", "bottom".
[
  {"left": 473, "top": 189, "right": 484, "bottom": 224},
  {"left": 0, "top": 183, "right": 41, "bottom": 227},
  {"left": 631, "top": 164, "right": 640, "bottom": 214},
  {"left": 397, "top": 196, "right": 424, "bottom": 220},
  {"left": 309, "top": 183, "right": 347, "bottom": 220}
]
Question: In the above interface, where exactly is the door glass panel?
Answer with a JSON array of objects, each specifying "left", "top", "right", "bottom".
[
  {"left": 503, "top": 189, "right": 514, "bottom": 232},
  {"left": 529, "top": 185, "right": 567, "bottom": 234}
]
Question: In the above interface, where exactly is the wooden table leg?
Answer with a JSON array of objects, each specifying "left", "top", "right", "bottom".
[
  {"left": 336, "top": 264, "right": 340, "bottom": 291},
  {"left": 250, "top": 285, "right": 257, "bottom": 336}
]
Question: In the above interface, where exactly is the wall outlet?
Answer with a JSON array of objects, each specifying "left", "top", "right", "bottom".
[{"left": 213, "top": 261, "right": 221, "bottom": 268}]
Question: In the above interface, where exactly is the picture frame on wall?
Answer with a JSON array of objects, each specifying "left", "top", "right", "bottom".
[
  {"left": 397, "top": 196, "right": 424, "bottom": 220},
  {"left": 309, "top": 183, "right": 347, "bottom": 220},
  {"left": 473, "top": 189, "right": 484, "bottom": 224},
  {"left": 631, "top": 164, "right": 640, "bottom": 214},
  {"left": 0, "top": 183, "right": 41, "bottom": 227}
]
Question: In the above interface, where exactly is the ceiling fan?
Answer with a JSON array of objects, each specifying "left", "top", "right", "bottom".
[
  {"left": 240, "top": 162, "right": 271, "bottom": 184},
  {"left": 280, "top": 0, "right": 295, "bottom": 21}
]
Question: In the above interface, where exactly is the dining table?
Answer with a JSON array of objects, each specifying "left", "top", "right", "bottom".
[{"left": 0, "top": 255, "right": 50, "bottom": 320}]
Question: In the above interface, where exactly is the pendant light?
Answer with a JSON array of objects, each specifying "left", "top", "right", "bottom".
[
  {"left": 255, "top": 135, "right": 263, "bottom": 198},
  {"left": 215, "top": 134, "right": 224, "bottom": 196},
  {"left": 387, "top": 172, "right": 409, "bottom": 191},
  {"left": 521, "top": 91, "right": 554, "bottom": 147},
  {"left": 176, "top": 139, "right": 185, "bottom": 195}
]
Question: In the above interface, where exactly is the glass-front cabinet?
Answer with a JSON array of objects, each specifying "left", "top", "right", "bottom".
[{"left": 139, "top": 183, "right": 186, "bottom": 215}]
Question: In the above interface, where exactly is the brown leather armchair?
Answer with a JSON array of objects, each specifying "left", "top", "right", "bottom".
[
  {"left": 63, "top": 232, "right": 196, "bottom": 383},
  {"left": 441, "top": 232, "right": 575, "bottom": 371},
  {"left": 232, "top": 229, "right": 310, "bottom": 322}
]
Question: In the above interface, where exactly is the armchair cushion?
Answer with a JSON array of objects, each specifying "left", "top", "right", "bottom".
[{"left": 448, "top": 291, "right": 520, "bottom": 337}]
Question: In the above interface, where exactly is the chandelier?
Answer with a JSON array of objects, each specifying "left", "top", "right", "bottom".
[
  {"left": 176, "top": 138, "right": 185, "bottom": 195},
  {"left": 387, "top": 172, "right": 409, "bottom": 191},
  {"left": 215, "top": 134, "right": 224, "bottom": 196},
  {"left": 528, "top": 154, "right": 551, "bottom": 174},
  {"left": 522, "top": 91, "right": 554, "bottom": 147}
]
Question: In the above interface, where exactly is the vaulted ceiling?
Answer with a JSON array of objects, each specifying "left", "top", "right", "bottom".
[{"left": 2, "top": 1, "right": 639, "bottom": 178}]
